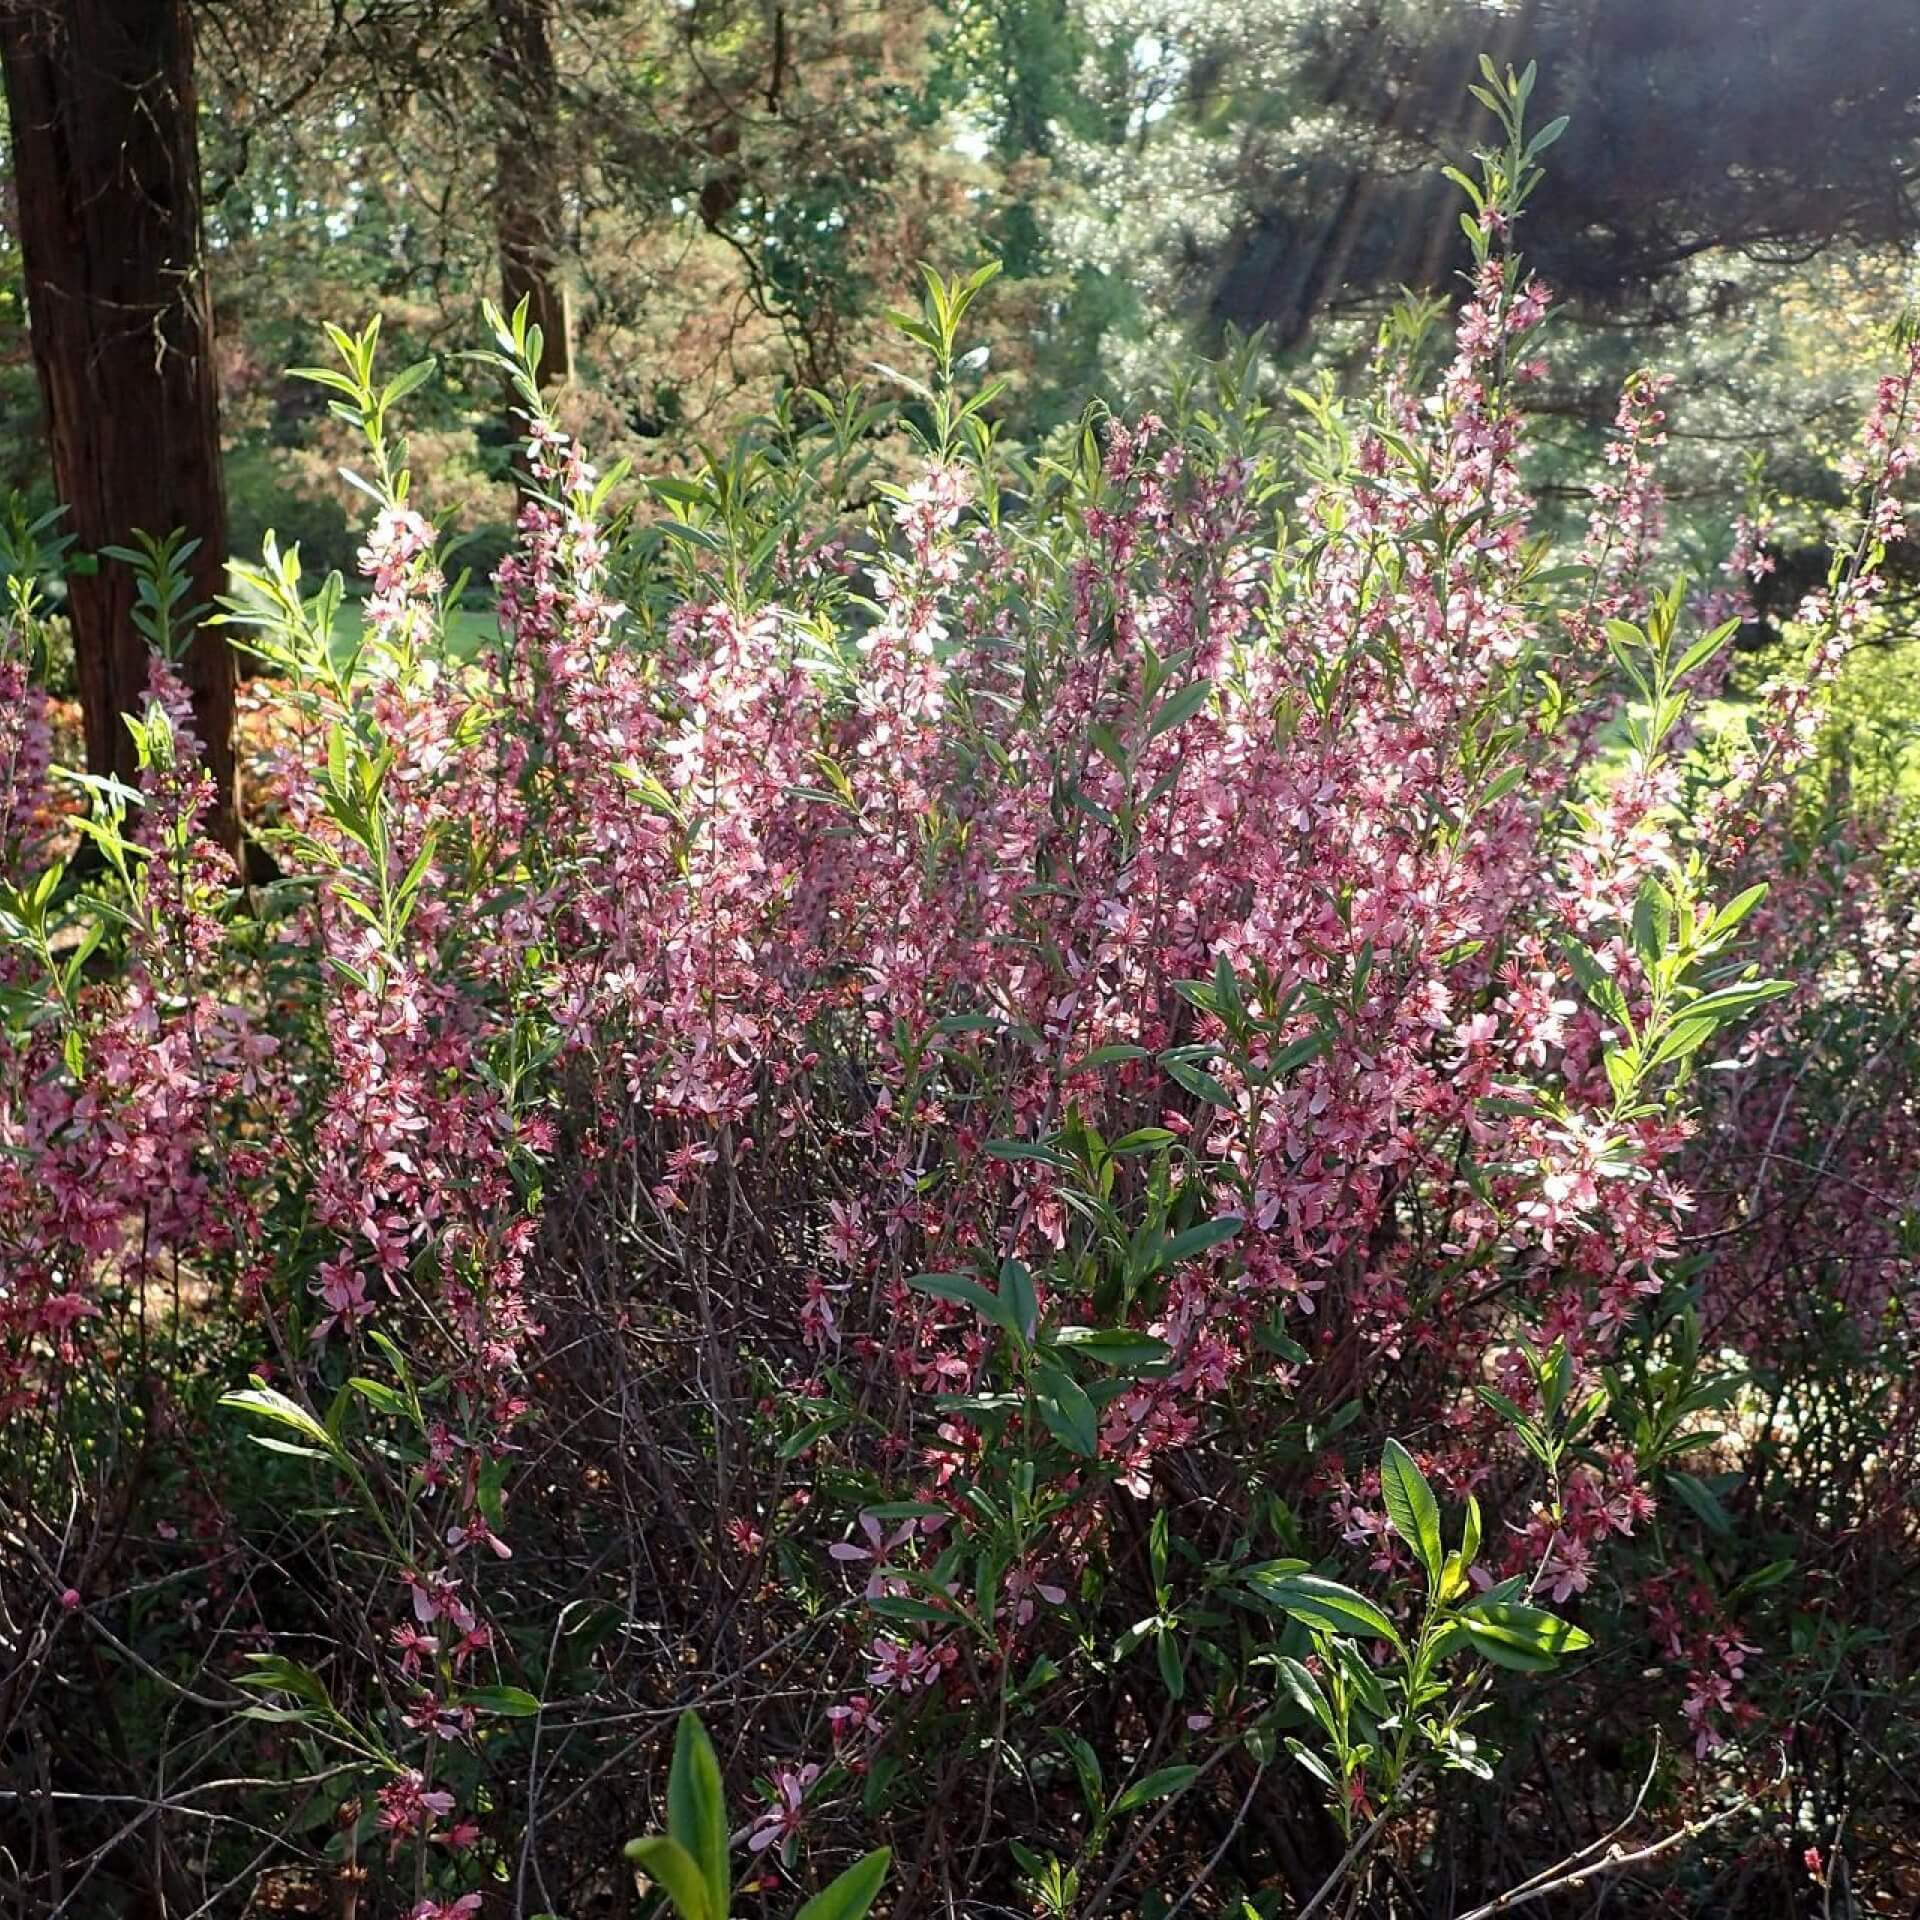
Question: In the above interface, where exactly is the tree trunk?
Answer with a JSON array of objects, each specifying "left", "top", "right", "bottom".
[
  {"left": 0, "top": 0, "right": 237, "bottom": 851},
  {"left": 490, "top": 0, "right": 571, "bottom": 387}
]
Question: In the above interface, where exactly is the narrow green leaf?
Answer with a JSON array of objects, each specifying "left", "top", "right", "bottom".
[
  {"left": 1706, "top": 883, "right": 1768, "bottom": 939},
  {"left": 219, "top": 1384, "right": 337, "bottom": 1455},
  {"left": 1161, "top": 1054, "right": 1237, "bottom": 1108},
  {"left": 1155, "top": 1626, "right": 1185, "bottom": 1701},
  {"left": 1378, "top": 1439, "right": 1444, "bottom": 1588},
  {"left": 1033, "top": 1364, "right": 1100, "bottom": 1458},
  {"left": 1459, "top": 1600, "right": 1592, "bottom": 1671},
  {"left": 1050, "top": 1327, "right": 1171, "bottom": 1368},
  {"left": 1112, "top": 1765, "right": 1199, "bottom": 1814},
  {"left": 1242, "top": 1571, "right": 1405, "bottom": 1655},
  {"left": 1666, "top": 1470, "right": 1736, "bottom": 1536},
  {"left": 796, "top": 1848, "right": 892, "bottom": 1920},
  {"left": 983, "top": 1136, "right": 1075, "bottom": 1169},
  {"left": 1000, "top": 1259, "right": 1038, "bottom": 1344},
  {"left": 1066, "top": 1044, "right": 1152, "bottom": 1074},
  {"left": 623, "top": 1835, "right": 714, "bottom": 1920},
  {"left": 667, "top": 1713, "right": 730, "bottom": 1920},
  {"left": 347, "top": 1377, "right": 411, "bottom": 1420},
  {"left": 1673, "top": 617, "right": 1740, "bottom": 682},
  {"left": 1274, "top": 1655, "right": 1338, "bottom": 1738},
  {"left": 235, "top": 1654, "right": 333, "bottom": 1709},
  {"left": 908, "top": 1271, "right": 1018, "bottom": 1337},
  {"left": 1054, "top": 1727, "right": 1104, "bottom": 1814},
  {"left": 1147, "top": 680, "right": 1213, "bottom": 741},
  {"left": 247, "top": 1435, "right": 333, "bottom": 1460},
  {"left": 1268, "top": 1030, "right": 1333, "bottom": 1077},
  {"left": 868, "top": 1595, "right": 958, "bottom": 1624},
  {"left": 1164, "top": 1216, "right": 1244, "bottom": 1264},
  {"left": 779, "top": 1409, "right": 851, "bottom": 1458},
  {"left": 461, "top": 1685, "right": 543, "bottom": 1717},
  {"left": 1680, "top": 980, "right": 1794, "bottom": 1025}
]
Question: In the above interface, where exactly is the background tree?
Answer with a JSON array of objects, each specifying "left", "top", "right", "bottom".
[
  {"left": 0, "top": 0, "right": 236, "bottom": 843},
  {"left": 7, "top": 0, "right": 1919, "bottom": 658},
  {"left": 490, "top": 0, "right": 570, "bottom": 386},
  {"left": 1029, "top": 0, "right": 1920, "bottom": 347}
]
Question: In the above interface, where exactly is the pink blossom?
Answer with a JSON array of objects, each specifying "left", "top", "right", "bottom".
[{"left": 743, "top": 1763, "right": 820, "bottom": 1853}]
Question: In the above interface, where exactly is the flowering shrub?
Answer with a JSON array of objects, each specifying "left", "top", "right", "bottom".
[{"left": 4, "top": 62, "right": 1918, "bottom": 1920}]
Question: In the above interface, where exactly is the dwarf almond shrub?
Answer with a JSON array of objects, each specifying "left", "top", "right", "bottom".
[{"left": 4, "top": 65, "right": 1918, "bottom": 1920}]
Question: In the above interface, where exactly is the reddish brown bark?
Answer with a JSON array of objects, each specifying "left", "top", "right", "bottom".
[
  {"left": 490, "top": 0, "right": 571, "bottom": 387},
  {"left": 0, "top": 0, "right": 237, "bottom": 848}
]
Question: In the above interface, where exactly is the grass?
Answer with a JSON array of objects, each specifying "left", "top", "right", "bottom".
[{"left": 324, "top": 598, "right": 501, "bottom": 667}]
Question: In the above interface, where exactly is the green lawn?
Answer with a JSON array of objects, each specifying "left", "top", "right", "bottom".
[{"left": 323, "top": 593, "right": 503, "bottom": 668}]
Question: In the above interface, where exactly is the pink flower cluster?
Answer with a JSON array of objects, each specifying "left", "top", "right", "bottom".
[{"left": 6, "top": 240, "right": 1918, "bottom": 1894}]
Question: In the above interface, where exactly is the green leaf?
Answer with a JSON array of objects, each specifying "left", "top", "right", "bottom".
[
  {"left": 246, "top": 1435, "right": 333, "bottom": 1460},
  {"left": 933, "top": 1011, "right": 1000, "bottom": 1036},
  {"left": 1155, "top": 1626, "right": 1185, "bottom": 1701},
  {"left": 1334, "top": 1639, "right": 1389, "bottom": 1719},
  {"left": 1378, "top": 1439, "right": 1443, "bottom": 1589},
  {"left": 1240, "top": 1557, "right": 1311, "bottom": 1582},
  {"left": 1631, "top": 877, "right": 1671, "bottom": 964},
  {"left": 1268, "top": 1030, "right": 1333, "bottom": 1077},
  {"left": 1164, "top": 1216, "right": 1244, "bottom": 1264},
  {"left": 1605, "top": 620, "right": 1651, "bottom": 694},
  {"left": 1066, "top": 1044, "right": 1152, "bottom": 1074},
  {"left": 1679, "top": 980, "right": 1794, "bottom": 1025},
  {"left": 1050, "top": 1327, "right": 1171, "bottom": 1368},
  {"left": 1273, "top": 1655, "right": 1337, "bottom": 1738},
  {"left": 909, "top": 1271, "right": 1018, "bottom": 1338},
  {"left": 1476, "top": 762, "right": 1527, "bottom": 811},
  {"left": 1645, "top": 1018, "right": 1716, "bottom": 1072},
  {"left": 1161, "top": 1054, "right": 1237, "bottom": 1108},
  {"left": 382, "top": 357, "right": 438, "bottom": 406},
  {"left": 796, "top": 1848, "right": 892, "bottom": 1920},
  {"left": 975, "top": 1550, "right": 1003, "bottom": 1629},
  {"left": 1242, "top": 1571, "right": 1405, "bottom": 1655},
  {"left": 984, "top": 1136, "right": 1075, "bottom": 1168},
  {"left": 219, "top": 1383, "right": 337, "bottom": 1455},
  {"left": 1604, "top": 1046, "right": 1642, "bottom": 1102},
  {"left": 1112, "top": 1765, "right": 1199, "bottom": 1814},
  {"left": 1673, "top": 617, "right": 1740, "bottom": 682},
  {"left": 1288, "top": 1736, "right": 1337, "bottom": 1790},
  {"left": 460, "top": 1685, "right": 542, "bottom": 1717},
  {"left": 1033, "top": 1364, "right": 1100, "bottom": 1458},
  {"left": 235, "top": 1654, "right": 334, "bottom": 1710},
  {"left": 1460, "top": 1493, "right": 1483, "bottom": 1568},
  {"left": 1666, "top": 1470, "right": 1736, "bottom": 1536},
  {"left": 1000, "top": 1259, "right": 1038, "bottom": 1344},
  {"left": 1147, "top": 680, "right": 1213, "bottom": 741},
  {"left": 623, "top": 1835, "right": 715, "bottom": 1920},
  {"left": 1459, "top": 1601, "right": 1592, "bottom": 1672},
  {"left": 1706, "top": 883, "right": 1768, "bottom": 939},
  {"left": 667, "top": 1713, "right": 730, "bottom": 1920},
  {"left": 1053, "top": 1727, "right": 1104, "bottom": 1815},
  {"left": 1727, "top": 1558, "right": 1796, "bottom": 1604},
  {"left": 1111, "top": 1127, "right": 1176, "bottom": 1153},
  {"left": 779, "top": 1409, "right": 852, "bottom": 1459},
  {"left": 1525, "top": 112, "right": 1570, "bottom": 157},
  {"left": 1473, "top": 1385, "right": 1550, "bottom": 1463},
  {"left": 868, "top": 1595, "right": 959, "bottom": 1624},
  {"left": 366, "top": 1328, "right": 413, "bottom": 1391},
  {"left": 237, "top": 1704, "right": 322, "bottom": 1727},
  {"left": 347, "top": 1377, "right": 411, "bottom": 1421},
  {"left": 1173, "top": 977, "right": 1223, "bottom": 1015},
  {"left": 1254, "top": 1318, "right": 1309, "bottom": 1365}
]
